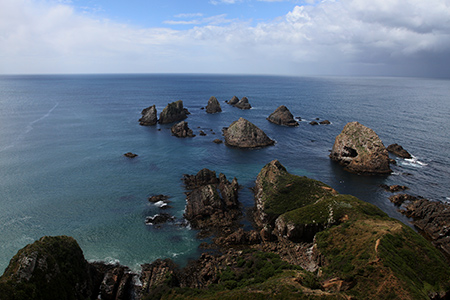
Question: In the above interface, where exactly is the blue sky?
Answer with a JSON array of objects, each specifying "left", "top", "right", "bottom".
[
  {"left": 2, "top": 0, "right": 450, "bottom": 77},
  {"left": 71, "top": 0, "right": 311, "bottom": 28}
]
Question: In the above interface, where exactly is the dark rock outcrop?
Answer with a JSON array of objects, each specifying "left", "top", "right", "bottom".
[
  {"left": 139, "top": 105, "right": 157, "bottom": 126},
  {"left": 213, "top": 139, "right": 222, "bottom": 144},
  {"left": 387, "top": 143, "right": 412, "bottom": 159},
  {"left": 310, "top": 121, "right": 319, "bottom": 125},
  {"left": 380, "top": 184, "right": 408, "bottom": 192},
  {"left": 171, "top": 121, "right": 195, "bottom": 137},
  {"left": 90, "top": 262, "right": 135, "bottom": 300},
  {"left": 159, "top": 100, "right": 189, "bottom": 124},
  {"left": 183, "top": 168, "right": 220, "bottom": 189},
  {"left": 402, "top": 199, "right": 450, "bottom": 257},
  {"left": 205, "top": 96, "right": 222, "bottom": 114},
  {"left": 319, "top": 120, "right": 331, "bottom": 125},
  {"left": 329, "top": 122, "right": 392, "bottom": 174},
  {"left": 267, "top": 105, "right": 299, "bottom": 126},
  {"left": 145, "top": 213, "right": 176, "bottom": 225},
  {"left": 228, "top": 96, "right": 239, "bottom": 105},
  {"left": 388, "top": 193, "right": 418, "bottom": 206},
  {"left": 148, "top": 194, "right": 169, "bottom": 203},
  {"left": 223, "top": 118, "right": 275, "bottom": 148},
  {"left": 123, "top": 152, "right": 138, "bottom": 158},
  {"left": 183, "top": 170, "right": 240, "bottom": 234},
  {"left": 234, "top": 97, "right": 252, "bottom": 109},
  {"left": 0, "top": 236, "right": 95, "bottom": 300}
]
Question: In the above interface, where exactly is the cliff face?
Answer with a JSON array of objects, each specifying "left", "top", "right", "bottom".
[
  {"left": 0, "top": 236, "right": 94, "bottom": 300},
  {"left": 329, "top": 122, "right": 392, "bottom": 174},
  {"left": 223, "top": 118, "right": 275, "bottom": 148}
]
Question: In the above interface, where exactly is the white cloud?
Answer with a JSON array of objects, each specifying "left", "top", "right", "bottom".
[{"left": 2, "top": 0, "right": 450, "bottom": 76}]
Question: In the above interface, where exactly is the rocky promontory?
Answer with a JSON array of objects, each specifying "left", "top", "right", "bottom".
[
  {"left": 139, "top": 105, "right": 157, "bottom": 126},
  {"left": 223, "top": 118, "right": 275, "bottom": 148},
  {"left": 159, "top": 100, "right": 189, "bottom": 124},
  {"left": 267, "top": 105, "right": 299, "bottom": 126},
  {"left": 3, "top": 164, "right": 450, "bottom": 299},
  {"left": 402, "top": 198, "right": 450, "bottom": 258},
  {"left": 205, "top": 96, "right": 222, "bottom": 114},
  {"left": 329, "top": 121, "right": 392, "bottom": 174},
  {"left": 0, "top": 236, "right": 137, "bottom": 300}
]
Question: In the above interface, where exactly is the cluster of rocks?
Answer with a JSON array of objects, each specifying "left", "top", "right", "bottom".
[
  {"left": 227, "top": 96, "right": 251, "bottom": 109},
  {"left": 171, "top": 120, "right": 195, "bottom": 138},
  {"left": 139, "top": 100, "right": 189, "bottom": 126},
  {"left": 310, "top": 119, "right": 331, "bottom": 125}
]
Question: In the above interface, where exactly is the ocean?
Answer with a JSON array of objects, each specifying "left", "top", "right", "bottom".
[{"left": 0, "top": 74, "right": 449, "bottom": 272}]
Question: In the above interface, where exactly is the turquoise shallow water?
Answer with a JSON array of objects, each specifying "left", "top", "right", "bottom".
[{"left": 0, "top": 74, "right": 449, "bottom": 272}]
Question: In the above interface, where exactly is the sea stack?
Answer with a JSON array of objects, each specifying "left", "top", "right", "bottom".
[
  {"left": 171, "top": 121, "right": 195, "bottom": 137},
  {"left": 223, "top": 118, "right": 274, "bottom": 148},
  {"left": 228, "top": 96, "right": 239, "bottom": 105},
  {"left": 159, "top": 100, "right": 189, "bottom": 124},
  {"left": 267, "top": 105, "right": 298, "bottom": 126},
  {"left": 205, "top": 96, "right": 222, "bottom": 114},
  {"left": 139, "top": 105, "right": 157, "bottom": 126},
  {"left": 234, "top": 97, "right": 252, "bottom": 109},
  {"left": 329, "top": 122, "right": 392, "bottom": 174}
]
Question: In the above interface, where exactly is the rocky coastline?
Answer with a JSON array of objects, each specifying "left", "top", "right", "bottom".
[
  {"left": 2, "top": 161, "right": 450, "bottom": 299},
  {"left": 1, "top": 97, "right": 449, "bottom": 300}
]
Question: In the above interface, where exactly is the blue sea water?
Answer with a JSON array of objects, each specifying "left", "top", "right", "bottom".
[{"left": 0, "top": 74, "right": 449, "bottom": 272}]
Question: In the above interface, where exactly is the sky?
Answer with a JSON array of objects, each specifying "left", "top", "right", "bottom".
[{"left": 1, "top": 0, "right": 450, "bottom": 77}]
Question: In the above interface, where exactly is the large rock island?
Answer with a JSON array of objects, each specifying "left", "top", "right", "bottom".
[
  {"left": 223, "top": 118, "right": 275, "bottom": 148},
  {"left": 329, "top": 121, "right": 392, "bottom": 174}
]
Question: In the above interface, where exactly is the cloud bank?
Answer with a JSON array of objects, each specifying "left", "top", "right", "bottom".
[{"left": 2, "top": 0, "right": 450, "bottom": 77}]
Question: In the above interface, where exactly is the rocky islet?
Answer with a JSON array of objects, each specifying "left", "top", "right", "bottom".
[{"left": 329, "top": 121, "right": 392, "bottom": 174}]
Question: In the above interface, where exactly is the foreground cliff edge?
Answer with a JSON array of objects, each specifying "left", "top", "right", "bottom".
[{"left": 1, "top": 161, "right": 450, "bottom": 299}]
